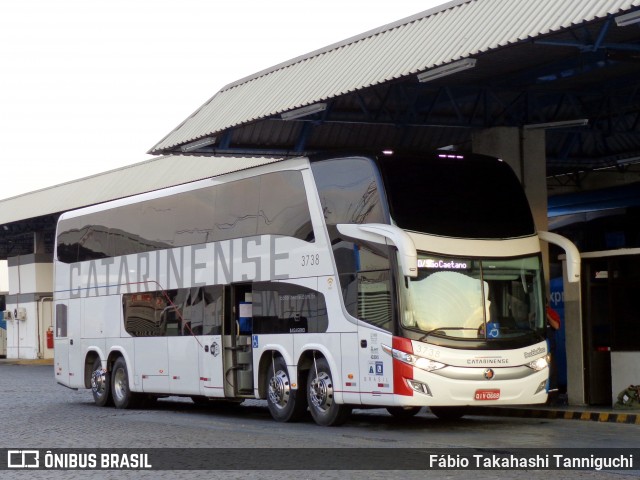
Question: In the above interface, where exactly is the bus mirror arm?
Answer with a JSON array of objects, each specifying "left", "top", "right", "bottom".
[
  {"left": 538, "top": 231, "right": 581, "bottom": 283},
  {"left": 336, "top": 223, "right": 418, "bottom": 278}
]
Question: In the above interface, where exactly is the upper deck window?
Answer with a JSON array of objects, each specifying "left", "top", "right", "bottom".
[
  {"left": 378, "top": 153, "right": 535, "bottom": 239},
  {"left": 56, "top": 170, "right": 313, "bottom": 263},
  {"left": 310, "top": 157, "right": 387, "bottom": 226}
]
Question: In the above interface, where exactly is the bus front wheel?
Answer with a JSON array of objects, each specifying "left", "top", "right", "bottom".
[
  {"left": 307, "top": 358, "right": 351, "bottom": 426},
  {"left": 387, "top": 406, "right": 422, "bottom": 418},
  {"left": 430, "top": 406, "right": 467, "bottom": 420},
  {"left": 265, "top": 356, "right": 307, "bottom": 422}
]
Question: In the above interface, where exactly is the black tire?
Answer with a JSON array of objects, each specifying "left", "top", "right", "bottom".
[
  {"left": 307, "top": 357, "right": 351, "bottom": 426},
  {"left": 90, "top": 357, "right": 112, "bottom": 407},
  {"left": 111, "top": 357, "right": 139, "bottom": 409},
  {"left": 430, "top": 406, "right": 467, "bottom": 420},
  {"left": 191, "top": 395, "right": 210, "bottom": 405},
  {"left": 387, "top": 406, "right": 422, "bottom": 419},
  {"left": 265, "top": 356, "right": 307, "bottom": 422}
]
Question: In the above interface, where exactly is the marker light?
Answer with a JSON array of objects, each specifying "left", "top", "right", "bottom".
[
  {"left": 382, "top": 344, "right": 445, "bottom": 372},
  {"left": 534, "top": 380, "right": 548, "bottom": 395}
]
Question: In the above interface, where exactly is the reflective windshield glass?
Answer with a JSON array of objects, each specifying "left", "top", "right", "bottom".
[{"left": 401, "top": 254, "right": 544, "bottom": 340}]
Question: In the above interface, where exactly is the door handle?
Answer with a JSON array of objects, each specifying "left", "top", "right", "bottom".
[{"left": 360, "top": 339, "right": 367, "bottom": 348}]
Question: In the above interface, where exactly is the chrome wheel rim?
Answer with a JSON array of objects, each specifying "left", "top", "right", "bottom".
[
  {"left": 113, "top": 367, "right": 127, "bottom": 402},
  {"left": 268, "top": 370, "right": 290, "bottom": 410},
  {"left": 91, "top": 368, "right": 106, "bottom": 398},
  {"left": 309, "top": 371, "right": 333, "bottom": 413}
]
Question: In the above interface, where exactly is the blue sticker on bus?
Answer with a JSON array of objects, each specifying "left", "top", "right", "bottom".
[{"left": 252, "top": 335, "right": 259, "bottom": 348}]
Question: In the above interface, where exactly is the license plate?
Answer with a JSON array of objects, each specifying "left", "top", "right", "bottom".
[{"left": 474, "top": 389, "right": 500, "bottom": 401}]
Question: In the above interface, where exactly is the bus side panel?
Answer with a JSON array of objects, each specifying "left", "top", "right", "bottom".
[
  {"left": 357, "top": 327, "right": 394, "bottom": 406},
  {"left": 54, "top": 335, "right": 70, "bottom": 386},
  {"left": 53, "top": 299, "right": 70, "bottom": 386},
  {"left": 339, "top": 332, "right": 360, "bottom": 404},
  {"left": 82, "top": 296, "right": 117, "bottom": 339},
  {"left": 168, "top": 336, "right": 201, "bottom": 395},
  {"left": 134, "top": 337, "right": 169, "bottom": 393},
  {"left": 68, "top": 299, "right": 84, "bottom": 389}
]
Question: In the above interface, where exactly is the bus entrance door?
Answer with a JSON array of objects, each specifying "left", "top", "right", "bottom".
[{"left": 222, "top": 284, "right": 254, "bottom": 398}]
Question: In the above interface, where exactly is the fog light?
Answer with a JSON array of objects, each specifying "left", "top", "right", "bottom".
[{"left": 407, "top": 379, "right": 432, "bottom": 396}]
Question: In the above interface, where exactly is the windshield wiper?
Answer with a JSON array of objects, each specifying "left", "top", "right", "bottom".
[{"left": 418, "top": 327, "right": 478, "bottom": 342}]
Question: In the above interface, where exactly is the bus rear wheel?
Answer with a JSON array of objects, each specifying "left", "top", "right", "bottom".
[
  {"left": 111, "top": 357, "right": 139, "bottom": 409},
  {"left": 90, "top": 357, "right": 112, "bottom": 407},
  {"left": 265, "top": 356, "right": 307, "bottom": 422},
  {"left": 307, "top": 358, "right": 351, "bottom": 426}
]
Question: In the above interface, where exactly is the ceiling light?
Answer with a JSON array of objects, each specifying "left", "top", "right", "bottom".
[
  {"left": 417, "top": 58, "right": 477, "bottom": 83},
  {"left": 180, "top": 136, "right": 217, "bottom": 153},
  {"left": 281, "top": 103, "right": 327, "bottom": 120},
  {"left": 523, "top": 119, "right": 589, "bottom": 130},
  {"left": 615, "top": 10, "right": 640, "bottom": 27}
]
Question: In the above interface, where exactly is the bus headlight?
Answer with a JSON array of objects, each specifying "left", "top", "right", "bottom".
[
  {"left": 526, "top": 356, "right": 549, "bottom": 371},
  {"left": 382, "top": 344, "right": 445, "bottom": 372}
]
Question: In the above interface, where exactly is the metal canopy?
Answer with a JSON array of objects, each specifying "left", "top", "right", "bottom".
[
  {"left": 3, "top": 0, "right": 640, "bottom": 260},
  {"left": 149, "top": 0, "right": 640, "bottom": 181}
]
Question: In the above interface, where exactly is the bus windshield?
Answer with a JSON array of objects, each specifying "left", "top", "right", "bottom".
[{"left": 401, "top": 254, "right": 544, "bottom": 341}]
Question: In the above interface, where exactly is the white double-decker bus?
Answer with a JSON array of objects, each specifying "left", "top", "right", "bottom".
[{"left": 54, "top": 152, "right": 579, "bottom": 426}]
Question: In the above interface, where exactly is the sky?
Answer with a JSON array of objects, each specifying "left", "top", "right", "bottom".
[{"left": 0, "top": 0, "right": 448, "bottom": 200}]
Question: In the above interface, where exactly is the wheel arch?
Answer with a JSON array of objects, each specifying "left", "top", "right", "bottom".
[
  {"left": 297, "top": 345, "right": 341, "bottom": 386},
  {"left": 106, "top": 347, "right": 135, "bottom": 388},
  {"left": 83, "top": 349, "right": 102, "bottom": 389},
  {"left": 256, "top": 346, "right": 296, "bottom": 399}
]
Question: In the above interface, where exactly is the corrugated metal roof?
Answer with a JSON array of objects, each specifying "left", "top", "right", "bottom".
[
  {"left": 149, "top": 0, "right": 640, "bottom": 154},
  {"left": 0, "top": 155, "right": 282, "bottom": 225}
]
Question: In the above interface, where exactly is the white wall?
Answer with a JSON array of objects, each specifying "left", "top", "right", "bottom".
[
  {"left": 0, "top": 260, "right": 8, "bottom": 293},
  {"left": 5, "top": 256, "right": 54, "bottom": 359},
  {"left": 611, "top": 352, "right": 640, "bottom": 406}
]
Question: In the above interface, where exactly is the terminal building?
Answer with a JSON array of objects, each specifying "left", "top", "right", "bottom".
[{"left": 1, "top": 0, "right": 639, "bottom": 408}]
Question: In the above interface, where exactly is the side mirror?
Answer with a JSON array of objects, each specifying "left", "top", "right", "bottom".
[
  {"left": 538, "top": 231, "right": 581, "bottom": 283},
  {"left": 336, "top": 223, "right": 418, "bottom": 278}
]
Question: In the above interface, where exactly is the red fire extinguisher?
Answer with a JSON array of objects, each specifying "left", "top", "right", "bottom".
[{"left": 46, "top": 327, "right": 54, "bottom": 349}]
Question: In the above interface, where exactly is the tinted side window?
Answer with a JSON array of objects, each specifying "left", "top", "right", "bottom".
[
  {"left": 258, "top": 171, "right": 314, "bottom": 242},
  {"left": 55, "top": 304, "right": 68, "bottom": 337},
  {"left": 165, "top": 188, "right": 215, "bottom": 247},
  {"left": 357, "top": 270, "right": 393, "bottom": 331},
  {"left": 252, "top": 282, "right": 328, "bottom": 334},
  {"left": 213, "top": 177, "right": 260, "bottom": 241},
  {"left": 123, "top": 291, "right": 168, "bottom": 337},
  {"left": 57, "top": 171, "right": 313, "bottom": 264},
  {"left": 327, "top": 228, "right": 393, "bottom": 332},
  {"left": 110, "top": 203, "right": 146, "bottom": 256},
  {"left": 77, "top": 211, "right": 111, "bottom": 262},
  {"left": 311, "top": 157, "right": 393, "bottom": 331},
  {"left": 123, "top": 285, "right": 224, "bottom": 337},
  {"left": 57, "top": 217, "right": 85, "bottom": 263},
  {"left": 311, "top": 157, "right": 387, "bottom": 226}
]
